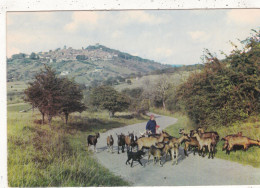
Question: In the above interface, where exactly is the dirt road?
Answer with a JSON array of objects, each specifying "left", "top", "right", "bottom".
[{"left": 94, "top": 113, "right": 260, "bottom": 186}]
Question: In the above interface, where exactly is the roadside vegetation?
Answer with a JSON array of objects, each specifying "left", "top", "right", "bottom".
[
  {"left": 7, "top": 66, "right": 149, "bottom": 186},
  {"left": 8, "top": 102, "right": 149, "bottom": 186}
]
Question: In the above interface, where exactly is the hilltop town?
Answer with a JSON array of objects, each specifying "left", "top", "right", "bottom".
[{"left": 7, "top": 44, "right": 169, "bottom": 85}]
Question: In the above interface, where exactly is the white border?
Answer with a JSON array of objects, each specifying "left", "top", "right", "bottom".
[{"left": 1, "top": 0, "right": 260, "bottom": 188}]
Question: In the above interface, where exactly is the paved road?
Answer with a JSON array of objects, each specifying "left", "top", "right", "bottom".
[{"left": 94, "top": 113, "right": 260, "bottom": 186}]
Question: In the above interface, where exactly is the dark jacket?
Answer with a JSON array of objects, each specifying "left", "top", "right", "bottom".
[{"left": 146, "top": 120, "right": 156, "bottom": 134}]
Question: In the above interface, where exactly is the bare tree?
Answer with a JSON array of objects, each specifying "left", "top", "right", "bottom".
[{"left": 154, "top": 74, "right": 172, "bottom": 110}]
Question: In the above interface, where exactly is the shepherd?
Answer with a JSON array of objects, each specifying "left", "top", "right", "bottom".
[{"left": 146, "top": 114, "right": 157, "bottom": 135}]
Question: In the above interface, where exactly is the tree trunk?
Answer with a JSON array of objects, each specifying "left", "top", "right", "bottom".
[
  {"left": 47, "top": 115, "right": 52, "bottom": 127},
  {"left": 65, "top": 113, "right": 69, "bottom": 124},
  {"left": 41, "top": 113, "right": 45, "bottom": 124},
  {"left": 162, "top": 100, "right": 166, "bottom": 110},
  {"left": 109, "top": 111, "right": 115, "bottom": 118}
]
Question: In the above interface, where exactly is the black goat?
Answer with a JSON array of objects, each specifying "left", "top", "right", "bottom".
[
  {"left": 87, "top": 133, "right": 100, "bottom": 152},
  {"left": 125, "top": 150, "right": 146, "bottom": 167},
  {"left": 116, "top": 133, "right": 126, "bottom": 154}
]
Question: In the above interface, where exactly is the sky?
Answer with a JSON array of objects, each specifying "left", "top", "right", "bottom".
[{"left": 6, "top": 9, "right": 260, "bottom": 65}]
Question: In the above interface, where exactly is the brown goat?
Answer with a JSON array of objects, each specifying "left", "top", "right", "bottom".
[
  {"left": 179, "top": 130, "right": 200, "bottom": 157},
  {"left": 125, "top": 132, "right": 135, "bottom": 151},
  {"left": 137, "top": 131, "right": 169, "bottom": 151},
  {"left": 192, "top": 132, "right": 216, "bottom": 159},
  {"left": 226, "top": 136, "right": 260, "bottom": 154},
  {"left": 87, "top": 133, "right": 100, "bottom": 152},
  {"left": 107, "top": 134, "right": 114, "bottom": 153},
  {"left": 148, "top": 142, "right": 171, "bottom": 166},
  {"left": 168, "top": 134, "right": 190, "bottom": 165},
  {"left": 221, "top": 132, "right": 243, "bottom": 151},
  {"left": 197, "top": 127, "right": 219, "bottom": 142}
]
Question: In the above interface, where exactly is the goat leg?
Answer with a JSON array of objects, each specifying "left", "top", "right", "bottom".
[
  {"left": 138, "top": 159, "right": 143, "bottom": 167},
  {"left": 131, "top": 160, "right": 134, "bottom": 167},
  {"left": 175, "top": 148, "right": 179, "bottom": 165},
  {"left": 148, "top": 154, "right": 150, "bottom": 164},
  {"left": 159, "top": 157, "right": 163, "bottom": 167},
  {"left": 118, "top": 146, "right": 120, "bottom": 154},
  {"left": 171, "top": 150, "right": 175, "bottom": 165}
]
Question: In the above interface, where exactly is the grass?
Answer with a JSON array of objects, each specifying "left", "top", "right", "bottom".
[
  {"left": 114, "top": 71, "right": 191, "bottom": 91},
  {"left": 7, "top": 103, "right": 149, "bottom": 186},
  {"left": 151, "top": 108, "right": 260, "bottom": 167},
  {"left": 7, "top": 81, "right": 28, "bottom": 104}
]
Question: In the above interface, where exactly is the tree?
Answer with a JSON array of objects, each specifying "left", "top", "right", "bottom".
[
  {"left": 153, "top": 75, "right": 172, "bottom": 110},
  {"left": 30, "top": 52, "right": 39, "bottom": 60},
  {"left": 24, "top": 66, "right": 63, "bottom": 125},
  {"left": 90, "top": 86, "right": 130, "bottom": 118},
  {"left": 11, "top": 53, "right": 26, "bottom": 59},
  {"left": 126, "top": 80, "right": 132, "bottom": 85},
  {"left": 173, "top": 30, "right": 260, "bottom": 126},
  {"left": 24, "top": 65, "right": 86, "bottom": 125},
  {"left": 60, "top": 77, "right": 86, "bottom": 124},
  {"left": 76, "top": 55, "right": 88, "bottom": 60}
]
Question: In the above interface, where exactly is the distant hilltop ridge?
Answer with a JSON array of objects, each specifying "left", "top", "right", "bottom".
[
  {"left": 7, "top": 44, "right": 170, "bottom": 84},
  {"left": 11, "top": 44, "right": 161, "bottom": 64}
]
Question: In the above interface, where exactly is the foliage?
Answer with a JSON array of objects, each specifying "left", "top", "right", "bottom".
[
  {"left": 103, "top": 77, "right": 119, "bottom": 86},
  {"left": 122, "top": 87, "right": 149, "bottom": 115},
  {"left": 24, "top": 65, "right": 86, "bottom": 125},
  {"left": 76, "top": 55, "right": 88, "bottom": 60},
  {"left": 90, "top": 85, "right": 130, "bottom": 117},
  {"left": 11, "top": 53, "right": 26, "bottom": 59},
  {"left": 126, "top": 80, "right": 132, "bottom": 85},
  {"left": 60, "top": 77, "right": 86, "bottom": 124},
  {"left": 171, "top": 30, "right": 260, "bottom": 126},
  {"left": 152, "top": 75, "right": 174, "bottom": 109},
  {"left": 30, "top": 52, "right": 39, "bottom": 60}
]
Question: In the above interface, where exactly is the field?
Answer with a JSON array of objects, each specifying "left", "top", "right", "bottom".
[
  {"left": 7, "top": 102, "right": 149, "bottom": 186},
  {"left": 152, "top": 108, "right": 260, "bottom": 168},
  {"left": 114, "top": 71, "right": 191, "bottom": 91},
  {"left": 7, "top": 81, "right": 28, "bottom": 104}
]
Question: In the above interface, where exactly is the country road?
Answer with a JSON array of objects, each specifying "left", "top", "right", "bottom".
[{"left": 94, "top": 113, "right": 260, "bottom": 186}]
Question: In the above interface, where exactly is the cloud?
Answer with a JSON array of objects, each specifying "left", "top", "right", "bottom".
[
  {"left": 119, "top": 11, "right": 167, "bottom": 25},
  {"left": 188, "top": 30, "right": 210, "bottom": 42},
  {"left": 227, "top": 9, "right": 260, "bottom": 25},
  {"left": 111, "top": 30, "right": 123, "bottom": 39},
  {"left": 7, "top": 32, "right": 39, "bottom": 46},
  {"left": 153, "top": 47, "right": 173, "bottom": 58},
  {"left": 64, "top": 11, "right": 101, "bottom": 32}
]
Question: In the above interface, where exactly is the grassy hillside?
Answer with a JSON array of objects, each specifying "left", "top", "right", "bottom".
[
  {"left": 7, "top": 103, "right": 149, "bottom": 186},
  {"left": 114, "top": 70, "right": 192, "bottom": 91}
]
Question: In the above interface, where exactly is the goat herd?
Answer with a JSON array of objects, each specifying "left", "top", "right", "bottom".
[{"left": 87, "top": 127, "right": 260, "bottom": 167}]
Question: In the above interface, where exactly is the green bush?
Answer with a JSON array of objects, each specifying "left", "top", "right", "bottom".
[{"left": 169, "top": 31, "right": 260, "bottom": 127}]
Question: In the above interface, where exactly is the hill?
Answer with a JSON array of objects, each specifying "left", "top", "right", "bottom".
[{"left": 7, "top": 44, "right": 170, "bottom": 85}]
